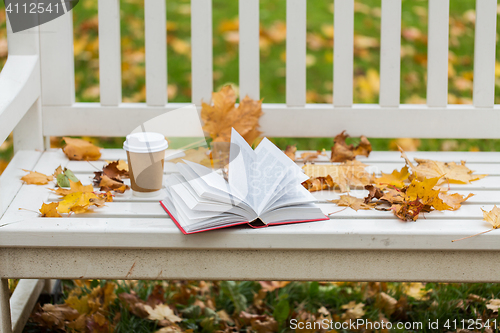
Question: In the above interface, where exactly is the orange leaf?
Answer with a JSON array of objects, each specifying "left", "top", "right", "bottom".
[
  {"left": 331, "top": 131, "right": 372, "bottom": 162},
  {"left": 39, "top": 202, "right": 61, "bottom": 217},
  {"left": 62, "top": 137, "right": 101, "bottom": 161},
  {"left": 21, "top": 169, "right": 53, "bottom": 185}
]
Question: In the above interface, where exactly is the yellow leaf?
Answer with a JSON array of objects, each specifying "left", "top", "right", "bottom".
[
  {"left": 438, "top": 192, "right": 474, "bottom": 211},
  {"left": 482, "top": 206, "right": 500, "bottom": 229},
  {"left": 375, "top": 166, "right": 410, "bottom": 188},
  {"left": 21, "top": 169, "right": 53, "bottom": 185},
  {"left": 63, "top": 137, "right": 101, "bottom": 161},
  {"left": 51, "top": 179, "right": 94, "bottom": 196},
  {"left": 57, "top": 192, "right": 99, "bottom": 214},
  {"left": 66, "top": 295, "right": 90, "bottom": 314}
]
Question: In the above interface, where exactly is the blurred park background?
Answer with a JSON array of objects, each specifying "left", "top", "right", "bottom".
[{"left": 3, "top": 1, "right": 500, "bottom": 332}]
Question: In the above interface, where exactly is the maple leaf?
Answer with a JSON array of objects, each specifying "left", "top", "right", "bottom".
[
  {"left": 50, "top": 179, "right": 94, "bottom": 196},
  {"left": 201, "top": 85, "right": 263, "bottom": 144},
  {"left": 374, "top": 166, "right": 410, "bottom": 188},
  {"left": 55, "top": 168, "right": 79, "bottom": 188},
  {"left": 102, "top": 160, "right": 129, "bottom": 179},
  {"left": 301, "top": 149, "right": 328, "bottom": 162},
  {"left": 168, "top": 147, "right": 212, "bottom": 168},
  {"left": 399, "top": 147, "right": 487, "bottom": 184},
  {"left": 374, "top": 292, "right": 397, "bottom": 317},
  {"left": 331, "top": 131, "right": 372, "bottom": 162},
  {"left": 145, "top": 304, "right": 182, "bottom": 323},
  {"left": 364, "top": 185, "right": 383, "bottom": 203},
  {"left": 486, "top": 299, "right": 500, "bottom": 313},
  {"left": 118, "top": 292, "right": 149, "bottom": 318},
  {"left": 331, "top": 195, "right": 375, "bottom": 211},
  {"left": 482, "top": 206, "right": 500, "bottom": 229},
  {"left": 57, "top": 192, "right": 100, "bottom": 214},
  {"left": 39, "top": 202, "right": 61, "bottom": 217},
  {"left": 302, "top": 160, "right": 374, "bottom": 192},
  {"left": 63, "top": 137, "right": 101, "bottom": 161},
  {"left": 438, "top": 192, "right": 474, "bottom": 211},
  {"left": 21, "top": 169, "right": 53, "bottom": 185}
]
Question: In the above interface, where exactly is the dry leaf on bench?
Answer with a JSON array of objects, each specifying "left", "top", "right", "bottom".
[
  {"left": 201, "top": 85, "right": 263, "bottom": 145},
  {"left": 331, "top": 131, "right": 372, "bottom": 162},
  {"left": 301, "top": 149, "right": 328, "bottom": 162},
  {"left": 374, "top": 166, "right": 410, "bottom": 188},
  {"left": 99, "top": 175, "right": 129, "bottom": 193},
  {"left": 482, "top": 205, "right": 500, "bottom": 229},
  {"left": 284, "top": 145, "right": 297, "bottom": 161},
  {"left": 39, "top": 202, "right": 61, "bottom": 217},
  {"left": 57, "top": 192, "right": 101, "bottom": 214},
  {"left": 63, "top": 137, "right": 101, "bottom": 161},
  {"left": 331, "top": 195, "right": 376, "bottom": 211},
  {"left": 50, "top": 179, "right": 94, "bottom": 196},
  {"left": 399, "top": 147, "right": 487, "bottom": 184},
  {"left": 21, "top": 169, "right": 53, "bottom": 185},
  {"left": 438, "top": 192, "right": 474, "bottom": 211}
]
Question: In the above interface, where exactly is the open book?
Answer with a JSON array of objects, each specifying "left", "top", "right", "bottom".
[{"left": 160, "top": 129, "right": 328, "bottom": 234}]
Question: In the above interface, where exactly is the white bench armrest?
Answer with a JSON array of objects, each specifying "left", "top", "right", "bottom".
[{"left": 0, "top": 55, "right": 40, "bottom": 145}]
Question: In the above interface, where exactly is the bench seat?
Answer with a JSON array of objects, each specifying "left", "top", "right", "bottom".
[{"left": 1, "top": 148, "right": 500, "bottom": 283}]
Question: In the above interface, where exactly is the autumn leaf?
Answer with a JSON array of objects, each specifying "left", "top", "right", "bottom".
[
  {"left": 374, "top": 166, "right": 410, "bottom": 188},
  {"left": 201, "top": 85, "right": 263, "bottom": 145},
  {"left": 341, "top": 301, "right": 365, "bottom": 321},
  {"left": 50, "top": 179, "right": 94, "bottom": 196},
  {"left": 486, "top": 299, "right": 500, "bottom": 313},
  {"left": 284, "top": 145, "right": 297, "bottom": 161},
  {"left": 63, "top": 137, "right": 101, "bottom": 161},
  {"left": 399, "top": 147, "right": 487, "bottom": 184},
  {"left": 300, "top": 149, "right": 327, "bottom": 162},
  {"left": 168, "top": 147, "right": 212, "bottom": 167},
  {"left": 102, "top": 160, "right": 129, "bottom": 179},
  {"left": 482, "top": 205, "right": 500, "bottom": 229},
  {"left": 56, "top": 168, "right": 79, "bottom": 188},
  {"left": 364, "top": 185, "right": 383, "bottom": 203},
  {"left": 302, "top": 160, "right": 374, "bottom": 192},
  {"left": 331, "top": 195, "right": 375, "bottom": 211},
  {"left": 21, "top": 169, "right": 53, "bottom": 185},
  {"left": 118, "top": 292, "right": 149, "bottom": 318},
  {"left": 438, "top": 192, "right": 474, "bottom": 211},
  {"left": 57, "top": 192, "right": 100, "bottom": 214},
  {"left": 374, "top": 292, "right": 397, "bottom": 317},
  {"left": 331, "top": 131, "right": 372, "bottom": 162},
  {"left": 39, "top": 202, "right": 61, "bottom": 217},
  {"left": 99, "top": 175, "right": 129, "bottom": 193},
  {"left": 145, "top": 304, "right": 182, "bottom": 323}
]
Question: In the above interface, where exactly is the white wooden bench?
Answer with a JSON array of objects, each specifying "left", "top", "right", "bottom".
[{"left": 1, "top": 0, "right": 500, "bottom": 332}]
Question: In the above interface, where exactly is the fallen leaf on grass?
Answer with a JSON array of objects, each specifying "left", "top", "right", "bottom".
[
  {"left": 201, "top": 85, "right": 263, "bottom": 144},
  {"left": 21, "top": 169, "right": 53, "bottom": 185},
  {"left": 30, "top": 303, "right": 80, "bottom": 330},
  {"left": 331, "top": 195, "right": 376, "bottom": 211},
  {"left": 486, "top": 299, "right": 500, "bottom": 312},
  {"left": 118, "top": 292, "right": 149, "bottom": 318},
  {"left": 331, "top": 131, "right": 372, "bottom": 162},
  {"left": 375, "top": 292, "right": 397, "bottom": 317},
  {"left": 63, "top": 137, "right": 101, "bottom": 161},
  {"left": 399, "top": 147, "right": 487, "bottom": 185},
  {"left": 341, "top": 301, "right": 365, "bottom": 321},
  {"left": 145, "top": 304, "right": 182, "bottom": 323},
  {"left": 39, "top": 202, "right": 61, "bottom": 217}
]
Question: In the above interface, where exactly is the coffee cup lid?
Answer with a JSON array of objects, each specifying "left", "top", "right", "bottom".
[{"left": 123, "top": 132, "right": 169, "bottom": 153}]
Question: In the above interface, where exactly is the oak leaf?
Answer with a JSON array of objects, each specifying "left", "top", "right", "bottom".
[
  {"left": 331, "top": 195, "right": 375, "bottom": 211},
  {"left": 399, "top": 147, "right": 487, "bottom": 184},
  {"left": 21, "top": 169, "right": 53, "bottom": 185},
  {"left": 331, "top": 131, "right": 372, "bottom": 162},
  {"left": 63, "top": 137, "right": 101, "bottom": 161},
  {"left": 39, "top": 202, "right": 61, "bottom": 217},
  {"left": 201, "top": 85, "right": 263, "bottom": 144}
]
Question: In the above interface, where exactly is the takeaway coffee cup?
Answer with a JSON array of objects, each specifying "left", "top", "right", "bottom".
[{"left": 123, "top": 132, "right": 168, "bottom": 197}]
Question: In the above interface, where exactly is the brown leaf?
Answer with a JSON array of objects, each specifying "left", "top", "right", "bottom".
[
  {"left": 331, "top": 131, "right": 372, "bottom": 162},
  {"left": 302, "top": 160, "right": 373, "bottom": 192},
  {"left": 341, "top": 301, "right": 365, "bottom": 321},
  {"left": 147, "top": 285, "right": 166, "bottom": 307},
  {"left": 375, "top": 292, "right": 397, "bottom": 317},
  {"left": 301, "top": 150, "right": 327, "bottom": 162},
  {"left": 39, "top": 202, "right": 61, "bottom": 217},
  {"left": 201, "top": 85, "right": 263, "bottom": 145},
  {"left": 63, "top": 137, "right": 101, "bottom": 161},
  {"left": 21, "top": 169, "right": 53, "bottom": 185},
  {"left": 284, "top": 145, "right": 297, "bottom": 161},
  {"left": 331, "top": 195, "right": 376, "bottom": 211},
  {"left": 99, "top": 175, "right": 130, "bottom": 193},
  {"left": 258, "top": 281, "right": 290, "bottom": 292},
  {"left": 102, "top": 160, "right": 130, "bottom": 179},
  {"left": 119, "top": 292, "right": 150, "bottom": 318},
  {"left": 482, "top": 205, "right": 500, "bottom": 229},
  {"left": 364, "top": 185, "right": 383, "bottom": 203}
]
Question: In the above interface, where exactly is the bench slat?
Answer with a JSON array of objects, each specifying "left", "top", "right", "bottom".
[
  {"left": 98, "top": 0, "right": 122, "bottom": 106},
  {"left": 333, "top": 0, "right": 354, "bottom": 107},
  {"left": 426, "top": 0, "right": 449, "bottom": 107},
  {"left": 286, "top": 0, "right": 306, "bottom": 107},
  {"left": 145, "top": 0, "right": 167, "bottom": 106},
  {"left": 473, "top": 0, "right": 497, "bottom": 108},
  {"left": 379, "top": 0, "right": 401, "bottom": 107},
  {"left": 238, "top": 0, "right": 260, "bottom": 100}
]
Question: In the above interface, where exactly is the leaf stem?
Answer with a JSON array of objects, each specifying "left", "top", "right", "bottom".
[
  {"left": 452, "top": 229, "right": 494, "bottom": 242},
  {"left": 328, "top": 207, "right": 347, "bottom": 215}
]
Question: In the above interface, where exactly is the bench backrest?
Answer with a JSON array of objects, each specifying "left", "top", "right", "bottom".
[{"left": 1, "top": 0, "right": 500, "bottom": 152}]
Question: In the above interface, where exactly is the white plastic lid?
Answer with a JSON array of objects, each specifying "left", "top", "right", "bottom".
[{"left": 123, "top": 132, "right": 169, "bottom": 153}]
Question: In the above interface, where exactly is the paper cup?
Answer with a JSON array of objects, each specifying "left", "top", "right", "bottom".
[{"left": 123, "top": 132, "right": 168, "bottom": 197}]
